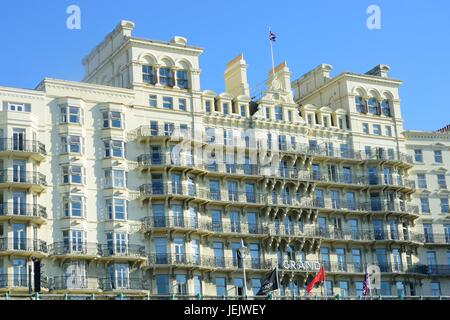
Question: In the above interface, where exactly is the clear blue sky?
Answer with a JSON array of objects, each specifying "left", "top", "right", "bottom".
[{"left": 0, "top": 0, "right": 448, "bottom": 131}]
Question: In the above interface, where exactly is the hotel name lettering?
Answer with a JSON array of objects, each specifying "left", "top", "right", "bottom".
[{"left": 282, "top": 260, "right": 321, "bottom": 271}]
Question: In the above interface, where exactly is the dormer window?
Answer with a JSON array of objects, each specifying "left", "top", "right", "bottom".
[
  {"left": 205, "top": 100, "right": 212, "bottom": 113},
  {"left": 176, "top": 70, "right": 189, "bottom": 89},
  {"left": 223, "top": 102, "right": 230, "bottom": 115},
  {"left": 159, "top": 68, "right": 173, "bottom": 86},
  {"left": 239, "top": 105, "right": 246, "bottom": 117},
  {"left": 142, "top": 65, "right": 155, "bottom": 84}
]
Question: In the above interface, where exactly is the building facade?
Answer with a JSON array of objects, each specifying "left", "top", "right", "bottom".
[{"left": 0, "top": 20, "right": 448, "bottom": 298}]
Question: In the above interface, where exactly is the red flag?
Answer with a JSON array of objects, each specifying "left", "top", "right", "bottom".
[{"left": 306, "top": 266, "right": 325, "bottom": 295}]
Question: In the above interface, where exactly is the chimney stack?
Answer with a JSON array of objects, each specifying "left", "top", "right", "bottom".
[{"left": 224, "top": 53, "right": 250, "bottom": 97}]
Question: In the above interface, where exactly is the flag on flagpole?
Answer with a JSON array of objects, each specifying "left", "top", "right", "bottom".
[
  {"left": 269, "top": 31, "right": 277, "bottom": 42},
  {"left": 256, "top": 268, "right": 279, "bottom": 296},
  {"left": 305, "top": 266, "right": 325, "bottom": 295}
]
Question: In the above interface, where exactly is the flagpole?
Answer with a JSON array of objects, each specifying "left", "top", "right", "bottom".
[
  {"left": 275, "top": 264, "right": 281, "bottom": 298},
  {"left": 269, "top": 27, "right": 276, "bottom": 79},
  {"left": 240, "top": 240, "right": 248, "bottom": 299}
]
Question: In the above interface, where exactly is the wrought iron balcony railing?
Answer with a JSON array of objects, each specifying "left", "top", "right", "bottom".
[
  {"left": 0, "top": 274, "right": 29, "bottom": 288},
  {"left": 99, "top": 277, "right": 150, "bottom": 291},
  {"left": 423, "top": 233, "right": 450, "bottom": 245},
  {"left": 48, "top": 242, "right": 146, "bottom": 258},
  {"left": 135, "top": 125, "right": 191, "bottom": 139},
  {"left": 0, "top": 202, "right": 47, "bottom": 219},
  {"left": 97, "top": 244, "right": 146, "bottom": 258},
  {"left": 49, "top": 276, "right": 90, "bottom": 291},
  {"left": 0, "top": 138, "right": 46, "bottom": 155},
  {"left": 0, "top": 237, "right": 48, "bottom": 253},
  {"left": 148, "top": 253, "right": 273, "bottom": 270},
  {"left": 0, "top": 170, "right": 47, "bottom": 186}
]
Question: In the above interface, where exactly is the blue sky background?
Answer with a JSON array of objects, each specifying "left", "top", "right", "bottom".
[{"left": 0, "top": 0, "right": 448, "bottom": 131}]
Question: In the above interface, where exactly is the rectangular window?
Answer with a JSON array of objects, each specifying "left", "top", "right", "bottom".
[
  {"left": 205, "top": 100, "right": 212, "bottom": 113},
  {"left": 149, "top": 95, "right": 157, "bottom": 108},
  {"left": 434, "top": 150, "right": 443, "bottom": 163},
  {"left": 373, "top": 124, "right": 381, "bottom": 135},
  {"left": 414, "top": 149, "right": 423, "bottom": 162},
  {"left": 421, "top": 197, "right": 430, "bottom": 214},
  {"left": 417, "top": 174, "right": 427, "bottom": 189},
  {"left": 431, "top": 282, "right": 441, "bottom": 297},
  {"left": 437, "top": 174, "right": 447, "bottom": 189},
  {"left": 104, "top": 140, "right": 124, "bottom": 158},
  {"left": 60, "top": 106, "right": 81, "bottom": 124},
  {"left": 362, "top": 123, "right": 369, "bottom": 134},
  {"left": 163, "top": 97, "right": 173, "bottom": 109},
  {"left": 441, "top": 198, "right": 449, "bottom": 213},
  {"left": 216, "top": 277, "right": 226, "bottom": 297},
  {"left": 103, "top": 111, "right": 123, "bottom": 129},
  {"left": 156, "top": 275, "right": 169, "bottom": 295},
  {"left": 274, "top": 106, "right": 283, "bottom": 121},
  {"left": 178, "top": 98, "right": 187, "bottom": 111},
  {"left": 222, "top": 102, "right": 230, "bottom": 115},
  {"left": 240, "top": 105, "right": 246, "bottom": 117},
  {"left": 385, "top": 126, "right": 392, "bottom": 137}
]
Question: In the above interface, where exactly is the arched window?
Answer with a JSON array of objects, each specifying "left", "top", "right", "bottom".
[
  {"left": 159, "top": 67, "right": 174, "bottom": 86},
  {"left": 368, "top": 98, "right": 380, "bottom": 115},
  {"left": 142, "top": 65, "right": 155, "bottom": 84},
  {"left": 176, "top": 70, "right": 189, "bottom": 89},
  {"left": 355, "top": 96, "right": 366, "bottom": 113},
  {"left": 381, "top": 99, "right": 391, "bottom": 117}
]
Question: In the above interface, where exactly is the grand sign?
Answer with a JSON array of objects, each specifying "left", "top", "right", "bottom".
[{"left": 282, "top": 260, "right": 321, "bottom": 271}]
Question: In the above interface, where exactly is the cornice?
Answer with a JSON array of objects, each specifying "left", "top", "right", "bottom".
[{"left": 0, "top": 86, "right": 45, "bottom": 101}]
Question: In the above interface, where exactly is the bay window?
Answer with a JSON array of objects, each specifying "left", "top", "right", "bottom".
[
  {"left": 61, "top": 135, "right": 83, "bottom": 154},
  {"left": 62, "top": 165, "right": 84, "bottom": 184},
  {"left": 103, "top": 111, "right": 123, "bottom": 129},
  {"left": 63, "top": 195, "right": 85, "bottom": 217},
  {"left": 60, "top": 105, "right": 82, "bottom": 124},
  {"left": 106, "top": 198, "right": 127, "bottom": 220},
  {"left": 104, "top": 140, "right": 125, "bottom": 158}
]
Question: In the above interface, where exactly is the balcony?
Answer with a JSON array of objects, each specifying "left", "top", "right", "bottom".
[
  {"left": 423, "top": 233, "right": 450, "bottom": 246},
  {"left": 0, "top": 237, "right": 48, "bottom": 256},
  {"left": 48, "top": 242, "right": 100, "bottom": 260},
  {"left": 318, "top": 227, "right": 424, "bottom": 243},
  {"left": 148, "top": 253, "right": 273, "bottom": 271},
  {"left": 424, "top": 265, "right": 450, "bottom": 276},
  {"left": 99, "top": 277, "right": 150, "bottom": 292},
  {"left": 49, "top": 276, "right": 99, "bottom": 292},
  {"left": 134, "top": 125, "right": 191, "bottom": 143},
  {"left": 0, "top": 274, "right": 29, "bottom": 290},
  {"left": 0, "top": 170, "right": 47, "bottom": 192},
  {"left": 311, "top": 198, "right": 419, "bottom": 217},
  {"left": 142, "top": 215, "right": 268, "bottom": 237},
  {"left": 98, "top": 244, "right": 147, "bottom": 261},
  {"left": 0, "top": 202, "right": 47, "bottom": 223},
  {"left": 321, "top": 261, "right": 427, "bottom": 275},
  {"left": 0, "top": 138, "right": 47, "bottom": 161}
]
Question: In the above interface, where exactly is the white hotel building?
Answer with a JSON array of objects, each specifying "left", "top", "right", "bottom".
[{"left": 0, "top": 20, "right": 449, "bottom": 299}]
